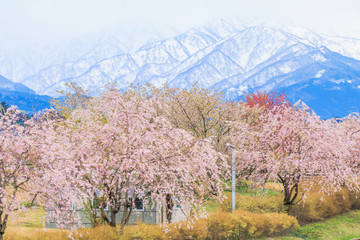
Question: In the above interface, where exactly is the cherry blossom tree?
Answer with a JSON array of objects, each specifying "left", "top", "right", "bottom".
[
  {"left": 0, "top": 107, "right": 39, "bottom": 240},
  {"left": 334, "top": 113, "right": 360, "bottom": 177},
  {"left": 135, "top": 84, "right": 233, "bottom": 220},
  {"left": 148, "top": 84, "right": 230, "bottom": 151},
  {"left": 229, "top": 102, "right": 359, "bottom": 206},
  {"left": 37, "top": 90, "right": 227, "bottom": 230},
  {"left": 50, "top": 82, "right": 92, "bottom": 118},
  {"left": 27, "top": 109, "right": 85, "bottom": 230}
]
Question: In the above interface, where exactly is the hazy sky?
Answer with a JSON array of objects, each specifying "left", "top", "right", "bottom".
[{"left": 1, "top": 0, "right": 360, "bottom": 49}]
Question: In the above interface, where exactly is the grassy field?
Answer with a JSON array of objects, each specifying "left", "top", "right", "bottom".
[{"left": 279, "top": 210, "right": 360, "bottom": 240}]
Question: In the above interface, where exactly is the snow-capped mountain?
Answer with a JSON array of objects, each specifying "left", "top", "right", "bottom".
[
  {"left": 0, "top": 25, "right": 174, "bottom": 83},
  {"left": 1, "top": 19, "right": 360, "bottom": 118}
]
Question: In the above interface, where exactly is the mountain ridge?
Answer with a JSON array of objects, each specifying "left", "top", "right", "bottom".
[
  {"left": 0, "top": 75, "right": 52, "bottom": 112},
  {"left": 1, "top": 20, "right": 360, "bottom": 118}
]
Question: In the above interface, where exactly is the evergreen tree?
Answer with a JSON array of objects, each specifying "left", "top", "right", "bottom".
[{"left": 0, "top": 101, "right": 9, "bottom": 114}]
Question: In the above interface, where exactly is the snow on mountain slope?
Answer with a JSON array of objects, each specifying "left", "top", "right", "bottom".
[
  {"left": 32, "top": 24, "right": 238, "bottom": 96},
  {"left": 2, "top": 19, "right": 360, "bottom": 118},
  {"left": 22, "top": 23, "right": 360, "bottom": 114},
  {"left": 282, "top": 25, "right": 360, "bottom": 60},
  {"left": 0, "top": 39, "right": 125, "bottom": 84},
  {"left": 169, "top": 50, "right": 242, "bottom": 89},
  {"left": 325, "top": 36, "right": 360, "bottom": 60},
  {"left": 0, "top": 25, "right": 172, "bottom": 84},
  {"left": 216, "top": 27, "right": 301, "bottom": 71}
]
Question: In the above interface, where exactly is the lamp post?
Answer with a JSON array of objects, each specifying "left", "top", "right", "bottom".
[{"left": 226, "top": 143, "right": 236, "bottom": 212}]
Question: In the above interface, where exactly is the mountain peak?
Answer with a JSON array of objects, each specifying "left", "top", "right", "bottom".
[{"left": 1, "top": 19, "right": 360, "bottom": 118}]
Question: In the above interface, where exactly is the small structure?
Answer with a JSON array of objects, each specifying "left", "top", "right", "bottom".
[{"left": 45, "top": 199, "right": 188, "bottom": 228}]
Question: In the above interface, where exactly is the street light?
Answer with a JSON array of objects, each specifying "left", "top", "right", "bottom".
[{"left": 226, "top": 143, "right": 236, "bottom": 212}]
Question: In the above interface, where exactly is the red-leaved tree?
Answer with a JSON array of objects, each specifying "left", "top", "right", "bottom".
[{"left": 244, "top": 90, "right": 290, "bottom": 112}]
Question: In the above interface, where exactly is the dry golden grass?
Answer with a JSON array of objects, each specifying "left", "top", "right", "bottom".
[
  {"left": 4, "top": 224, "right": 164, "bottom": 240},
  {"left": 3, "top": 211, "right": 360, "bottom": 240},
  {"left": 220, "top": 193, "right": 285, "bottom": 213},
  {"left": 3, "top": 188, "right": 360, "bottom": 240},
  {"left": 264, "top": 181, "right": 284, "bottom": 192},
  {"left": 8, "top": 208, "right": 45, "bottom": 228},
  {"left": 4, "top": 227, "right": 68, "bottom": 240},
  {"left": 4, "top": 225, "right": 118, "bottom": 240},
  {"left": 4, "top": 209, "right": 119, "bottom": 240}
]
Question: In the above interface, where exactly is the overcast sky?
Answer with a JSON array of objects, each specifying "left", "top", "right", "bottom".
[{"left": 1, "top": 0, "right": 360, "bottom": 49}]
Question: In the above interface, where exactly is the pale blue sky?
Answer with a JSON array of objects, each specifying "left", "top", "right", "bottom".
[{"left": 1, "top": 0, "right": 360, "bottom": 49}]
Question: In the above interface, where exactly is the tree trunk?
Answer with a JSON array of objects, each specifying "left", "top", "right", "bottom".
[
  {"left": 90, "top": 209, "right": 98, "bottom": 228},
  {"left": 283, "top": 182, "right": 298, "bottom": 205},
  {"left": 110, "top": 211, "right": 116, "bottom": 227},
  {"left": 89, "top": 200, "right": 98, "bottom": 228},
  {"left": 119, "top": 223, "right": 125, "bottom": 236},
  {"left": 165, "top": 194, "right": 174, "bottom": 223},
  {"left": 99, "top": 205, "right": 109, "bottom": 225},
  {"left": 278, "top": 175, "right": 299, "bottom": 206},
  {"left": 120, "top": 201, "right": 133, "bottom": 227},
  {"left": 105, "top": 186, "right": 121, "bottom": 227},
  {"left": 0, "top": 214, "right": 8, "bottom": 240},
  {"left": 119, "top": 203, "right": 133, "bottom": 235},
  {"left": 161, "top": 205, "right": 164, "bottom": 224},
  {"left": 109, "top": 205, "right": 118, "bottom": 227}
]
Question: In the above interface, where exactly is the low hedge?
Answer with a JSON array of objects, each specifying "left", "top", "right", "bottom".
[
  {"left": 122, "top": 223, "right": 164, "bottom": 240},
  {"left": 207, "top": 210, "right": 299, "bottom": 239},
  {"left": 167, "top": 210, "right": 299, "bottom": 240},
  {"left": 289, "top": 186, "right": 360, "bottom": 224},
  {"left": 166, "top": 218, "right": 209, "bottom": 240}
]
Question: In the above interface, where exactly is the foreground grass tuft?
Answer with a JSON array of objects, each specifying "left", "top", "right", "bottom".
[{"left": 276, "top": 210, "right": 360, "bottom": 240}]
